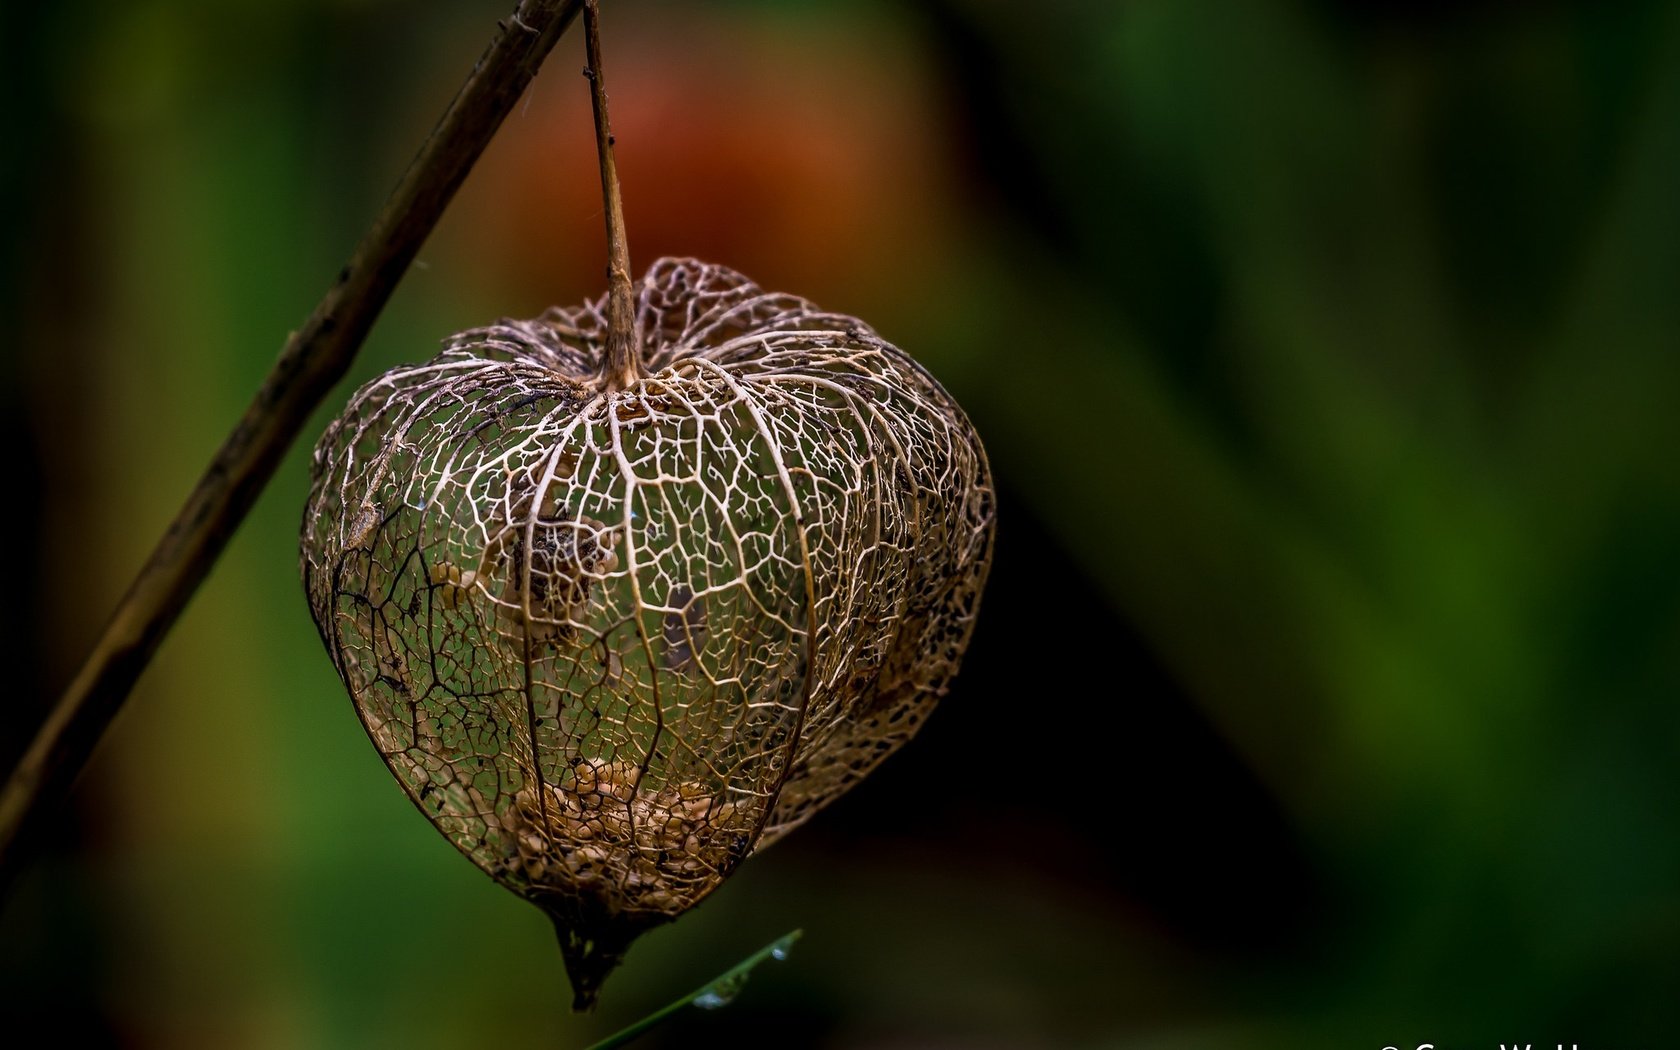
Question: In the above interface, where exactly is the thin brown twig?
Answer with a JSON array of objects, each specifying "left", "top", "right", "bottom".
[
  {"left": 584, "top": 0, "right": 640, "bottom": 390},
  {"left": 0, "top": 0, "right": 586, "bottom": 897}
]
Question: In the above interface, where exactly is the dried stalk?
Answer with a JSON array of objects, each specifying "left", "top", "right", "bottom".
[
  {"left": 583, "top": 0, "right": 640, "bottom": 389},
  {"left": 0, "top": 0, "right": 586, "bottom": 896}
]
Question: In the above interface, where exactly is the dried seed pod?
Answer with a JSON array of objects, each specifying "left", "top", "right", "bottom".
[{"left": 300, "top": 258, "right": 994, "bottom": 1008}]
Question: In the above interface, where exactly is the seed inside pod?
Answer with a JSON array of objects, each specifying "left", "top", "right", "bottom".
[{"left": 300, "top": 257, "right": 994, "bottom": 1008}]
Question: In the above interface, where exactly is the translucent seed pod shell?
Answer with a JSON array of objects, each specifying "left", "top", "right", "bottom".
[{"left": 300, "top": 258, "right": 994, "bottom": 1007}]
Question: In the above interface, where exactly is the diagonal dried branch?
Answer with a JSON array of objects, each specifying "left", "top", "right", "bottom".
[{"left": 0, "top": 0, "right": 586, "bottom": 897}]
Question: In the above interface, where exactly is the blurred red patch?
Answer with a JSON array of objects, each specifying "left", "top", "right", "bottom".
[{"left": 436, "top": 11, "right": 959, "bottom": 317}]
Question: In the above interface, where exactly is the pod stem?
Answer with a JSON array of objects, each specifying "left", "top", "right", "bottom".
[{"left": 583, "top": 0, "right": 640, "bottom": 389}]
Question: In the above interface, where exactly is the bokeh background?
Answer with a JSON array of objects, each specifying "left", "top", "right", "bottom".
[{"left": 4, "top": 0, "right": 1679, "bottom": 1046}]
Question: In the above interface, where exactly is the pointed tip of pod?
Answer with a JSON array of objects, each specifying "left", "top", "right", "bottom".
[
  {"left": 569, "top": 981, "right": 605, "bottom": 1014},
  {"left": 546, "top": 902, "right": 655, "bottom": 1012}
]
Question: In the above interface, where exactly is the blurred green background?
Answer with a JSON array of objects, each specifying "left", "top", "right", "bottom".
[{"left": 4, "top": 0, "right": 1680, "bottom": 1046}]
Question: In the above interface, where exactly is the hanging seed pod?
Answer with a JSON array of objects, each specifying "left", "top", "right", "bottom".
[{"left": 300, "top": 258, "right": 994, "bottom": 1008}]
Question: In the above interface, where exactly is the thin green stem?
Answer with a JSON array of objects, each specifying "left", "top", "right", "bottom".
[{"left": 583, "top": 929, "right": 803, "bottom": 1050}]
